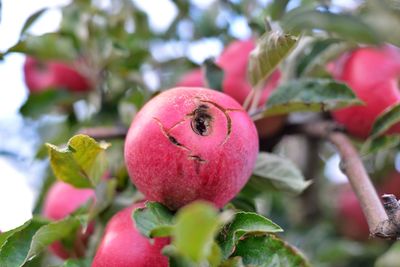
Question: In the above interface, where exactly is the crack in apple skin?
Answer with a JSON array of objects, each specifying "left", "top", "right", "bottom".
[
  {"left": 152, "top": 99, "right": 245, "bottom": 173},
  {"left": 153, "top": 117, "right": 205, "bottom": 165},
  {"left": 196, "top": 99, "right": 244, "bottom": 146}
]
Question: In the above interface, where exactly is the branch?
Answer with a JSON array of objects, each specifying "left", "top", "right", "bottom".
[
  {"left": 78, "top": 126, "right": 127, "bottom": 140},
  {"left": 302, "top": 121, "right": 400, "bottom": 240}
]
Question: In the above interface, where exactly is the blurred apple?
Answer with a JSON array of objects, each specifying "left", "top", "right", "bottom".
[
  {"left": 23, "top": 57, "right": 92, "bottom": 93},
  {"left": 92, "top": 202, "right": 169, "bottom": 267},
  {"left": 43, "top": 181, "right": 95, "bottom": 259},
  {"left": 329, "top": 45, "right": 400, "bottom": 139}
]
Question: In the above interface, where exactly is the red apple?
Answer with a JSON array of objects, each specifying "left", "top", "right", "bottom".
[
  {"left": 23, "top": 57, "right": 92, "bottom": 93},
  {"left": 43, "top": 181, "right": 95, "bottom": 259},
  {"left": 124, "top": 87, "right": 259, "bottom": 210},
  {"left": 330, "top": 45, "right": 400, "bottom": 139},
  {"left": 92, "top": 202, "right": 169, "bottom": 267}
]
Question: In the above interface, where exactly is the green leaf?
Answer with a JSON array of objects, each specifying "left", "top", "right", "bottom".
[
  {"left": 163, "top": 245, "right": 197, "bottom": 267},
  {"left": 133, "top": 202, "right": 174, "bottom": 238},
  {"left": 0, "top": 218, "right": 47, "bottom": 267},
  {"left": 0, "top": 221, "right": 37, "bottom": 249},
  {"left": 46, "top": 134, "right": 110, "bottom": 188},
  {"left": 87, "top": 179, "right": 117, "bottom": 221},
  {"left": 203, "top": 58, "right": 224, "bottom": 92},
  {"left": 20, "top": 89, "right": 73, "bottom": 118},
  {"left": 218, "top": 211, "right": 283, "bottom": 259},
  {"left": 375, "top": 241, "right": 400, "bottom": 267},
  {"left": 0, "top": 216, "right": 84, "bottom": 267},
  {"left": 7, "top": 33, "right": 77, "bottom": 60},
  {"left": 232, "top": 235, "right": 310, "bottom": 267},
  {"left": 282, "top": 8, "right": 380, "bottom": 44},
  {"left": 296, "top": 38, "right": 354, "bottom": 77},
  {"left": 208, "top": 242, "right": 223, "bottom": 267},
  {"left": 25, "top": 217, "right": 81, "bottom": 264},
  {"left": 20, "top": 8, "right": 48, "bottom": 37},
  {"left": 248, "top": 31, "right": 298, "bottom": 89},
  {"left": 361, "top": 135, "right": 400, "bottom": 155},
  {"left": 370, "top": 103, "right": 400, "bottom": 138},
  {"left": 261, "top": 79, "right": 363, "bottom": 116},
  {"left": 252, "top": 152, "right": 311, "bottom": 194},
  {"left": 173, "top": 201, "right": 220, "bottom": 263}
]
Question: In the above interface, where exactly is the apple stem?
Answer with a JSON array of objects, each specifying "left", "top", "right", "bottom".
[
  {"left": 302, "top": 121, "right": 400, "bottom": 240},
  {"left": 243, "top": 89, "right": 255, "bottom": 111}
]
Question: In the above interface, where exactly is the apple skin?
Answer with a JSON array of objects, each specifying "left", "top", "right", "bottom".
[
  {"left": 124, "top": 87, "right": 259, "bottom": 210},
  {"left": 330, "top": 45, "right": 400, "bottom": 139},
  {"left": 92, "top": 202, "right": 169, "bottom": 267},
  {"left": 43, "top": 181, "right": 95, "bottom": 259},
  {"left": 23, "top": 57, "right": 92, "bottom": 93},
  {"left": 177, "top": 39, "right": 284, "bottom": 138}
]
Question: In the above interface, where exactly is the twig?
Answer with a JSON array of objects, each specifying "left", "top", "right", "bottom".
[
  {"left": 302, "top": 121, "right": 400, "bottom": 239},
  {"left": 248, "top": 85, "right": 263, "bottom": 114},
  {"left": 243, "top": 89, "right": 255, "bottom": 111},
  {"left": 78, "top": 126, "right": 127, "bottom": 140}
]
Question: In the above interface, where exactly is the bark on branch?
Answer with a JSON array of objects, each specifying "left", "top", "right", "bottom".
[{"left": 303, "top": 121, "right": 400, "bottom": 240}]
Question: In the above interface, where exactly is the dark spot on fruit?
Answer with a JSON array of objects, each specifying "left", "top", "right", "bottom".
[
  {"left": 188, "top": 155, "right": 207, "bottom": 163},
  {"left": 168, "top": 135, "right": 182, "bottom": 146},
  {"left": 191, "top": 104, "right": 213, "bottom": 136}
]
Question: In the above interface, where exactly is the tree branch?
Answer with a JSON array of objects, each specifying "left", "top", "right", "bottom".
[
  {"left": 302, "top": 121, "right": 400, "bottom": 239},
  {"left": 78, "top": 126, "right": 127, "bottom": 140}
]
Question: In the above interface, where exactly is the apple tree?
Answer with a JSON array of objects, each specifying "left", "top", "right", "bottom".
[{"left": 1, "top": 0, "right": 400, "bottom": 266}]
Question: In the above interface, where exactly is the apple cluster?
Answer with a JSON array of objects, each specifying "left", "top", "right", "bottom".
[
  {"left": 39, "top": 39, "right": 262, "bottom": 265},
  {"left": 36, "top": 40, "right": 400, "bottom": 264}
]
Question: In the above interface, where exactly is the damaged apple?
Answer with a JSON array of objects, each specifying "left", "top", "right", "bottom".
[{"left": 124, "top": 87, "right": 259, "bottom": 210}]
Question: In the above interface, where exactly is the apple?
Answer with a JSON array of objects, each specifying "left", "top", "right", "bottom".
[
  {"left": 42, "top": 181, "right": 95, "bottom": 259},
  {"left": 177, "top": 39, "right": 285, "bottom": 138},
  {"left": 92, "top": 202, "right": 169, "bottom": 267},
  {"left": 23, "top": 56, "right": 92, "bottom": 93},
  {"left": 124, "top": 87, "right": 259, "bottom": 210},
  {"left": 330, "top": 45, "right": 400, "bottom": 139}
]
